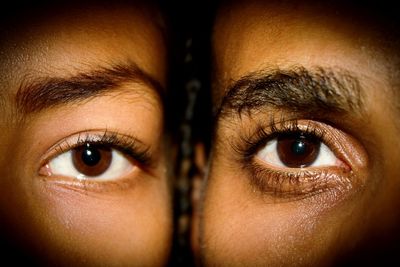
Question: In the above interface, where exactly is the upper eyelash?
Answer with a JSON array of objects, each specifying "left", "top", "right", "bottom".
[
  {"left": 232, "top": 117, "right": 327, "bottom": 165},
  {"left": 52, "top": 130, "right": 153, "bottom": 168}
]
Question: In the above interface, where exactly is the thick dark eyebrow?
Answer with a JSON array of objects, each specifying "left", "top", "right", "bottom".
[
  {"left": 15, "top": 61, "right": 164, "bottom": 115},
  {"left": 216, "top": 66, "right": 364, "bottom": 119}
]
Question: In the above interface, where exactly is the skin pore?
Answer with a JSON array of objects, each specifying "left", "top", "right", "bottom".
[
  {"left": 195, "top": 1, "right": 400, "bottom": 266},
  {"left": 0, "top": 2, "right": 172, "bottom": 266}
]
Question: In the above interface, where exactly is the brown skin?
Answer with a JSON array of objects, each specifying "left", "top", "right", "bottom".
[
  {"left": 194, "top": 1, "right": 400, "bottom": 266},
  {"left": 0, "top": 3, "right": 172, "bottom": 267}
]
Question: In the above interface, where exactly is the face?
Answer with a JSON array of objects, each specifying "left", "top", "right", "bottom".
[
  {"left": 0, "top": 3, "right": 172, "bottom": 266},
  {"left": 197, "top": 1, "right": 400, "bottom": 266}
]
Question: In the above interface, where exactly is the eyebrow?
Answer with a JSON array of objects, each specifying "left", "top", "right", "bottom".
[
  {"left": 216, "top": 66, "right": 364, "bottom": 119},
  {"left": 15, "top": 61, "right": 164, "bottom": 115}
]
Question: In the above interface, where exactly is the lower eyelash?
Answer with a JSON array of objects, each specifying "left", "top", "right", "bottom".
[{"left": 248, "top": 160, "right": 346, "bottom": 200}]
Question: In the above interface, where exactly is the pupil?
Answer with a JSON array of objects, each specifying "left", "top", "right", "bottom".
[
  {"left": 291, "top": 140, "right": 306, "bottom": 155},
  {"left": 72, "top": 143, "right": 112, "bottom": 177},
  {"left": 276, "top": 133, "right": 320, "bottom": 168},
  {"left": 81, "top": 144, "right": 101, "bottom": 166}
]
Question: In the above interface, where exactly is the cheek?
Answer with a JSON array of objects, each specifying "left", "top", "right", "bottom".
[
  {"left": 0, "top": 168, "right": 172, "bottom": 266},
  {"left": 201, "top": 162, "right": 365, "bottom": 266},
  {"left": 34, "top": 179, "right": 172, "bottom": 265}
]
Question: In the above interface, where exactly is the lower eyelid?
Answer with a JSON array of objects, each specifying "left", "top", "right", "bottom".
[
  {"left": 38, "top": 174, "right": 140, "bottom": 194},
  {"left": 248, "top": 159, "right": 354, "bottom": 201}
]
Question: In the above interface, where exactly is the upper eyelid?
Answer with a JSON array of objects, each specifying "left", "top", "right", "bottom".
[
  {"left": 230, "top": 119, "right": 340, "bottom": 164},
  {"left": 233, "top": 119, "right": 321, "bottom": 147},
  {"left": 39, "top": 130, "right": 153, "bottom": 169}
]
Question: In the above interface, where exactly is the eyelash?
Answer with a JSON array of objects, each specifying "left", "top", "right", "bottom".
[
  {"left": 47, "top": 130, "right": 152, "bottom": 170},
  {"left": 232, "top": 118, "right": 350, "bottom": 200},
  {"left": 235, "top": 118, "right": 327, "bottom": 162}
]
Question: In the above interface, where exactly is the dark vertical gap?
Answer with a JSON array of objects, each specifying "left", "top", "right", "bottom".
[{"left": 162, "top": 0, "right": 214, "bottom": 266}]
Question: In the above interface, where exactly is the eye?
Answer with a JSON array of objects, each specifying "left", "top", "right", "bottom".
[
  {"left": 256, "top": 132, "right": 339, "bottom": 169},
  {"left": 39, "top": 131, "right": 153, "bottom": 181},
  {"left": 230, "top": 119, "right": 366, "bottom": 199},
  {"left": 43, "top": 142, "right": 135, "bottom": 180}
]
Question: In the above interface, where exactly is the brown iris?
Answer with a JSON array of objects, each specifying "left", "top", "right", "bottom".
[
  {"left": 72, "top": 143, "right": 112, "bottom": 177},
  {"left": 277, "top": 133, "right": 320, "bottom": 168}
]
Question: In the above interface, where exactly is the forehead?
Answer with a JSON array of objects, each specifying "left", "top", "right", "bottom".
[
  {"left": 212, "top": 1, "right": 391, "bottom": 91},
  {"left": 0, "top": 2, "right": 166, "bottom": 87}
]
